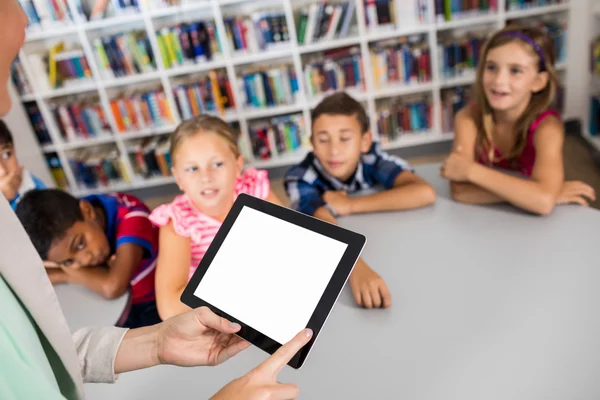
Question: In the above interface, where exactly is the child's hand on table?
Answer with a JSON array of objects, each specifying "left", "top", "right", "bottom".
[
  {"left": 440, "top": 146, "right": 474, "bottom": 182},
  {"left": 349, "top": 259, "right": 391, "bottom": 309},
  {"left": 323, "top": 191, "right": 353, "bottom": 216},
  {"left": 556, "top": 181, "right": 596, "bottom": 207}
]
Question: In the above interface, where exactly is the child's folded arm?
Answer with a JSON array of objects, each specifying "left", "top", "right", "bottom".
[
  {"left": 466, "top": 120, "right": 564, "bottom": 215},
  {"left": 155, "top": 221, "right": 192, "bottom": 320},
  {"left": 347, "top": 171, "right": 437, "bottom": 214},
  {"left": 46, "top": 267, "right": 69, "bottom": 285},
  {"left": 450, "top": 182, "right": 505, "bottom": 204},
  {"left": 62, "top": 243, "right": 144, "bottom": 299}
]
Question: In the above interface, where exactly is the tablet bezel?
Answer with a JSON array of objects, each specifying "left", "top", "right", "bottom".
[{"left": 180, "top": 193, "right": 366, "bottom": 369}]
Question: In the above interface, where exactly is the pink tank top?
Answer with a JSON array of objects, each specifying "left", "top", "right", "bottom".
[{"left": 476, "top": 110, "right": 561, "bottom": 177}]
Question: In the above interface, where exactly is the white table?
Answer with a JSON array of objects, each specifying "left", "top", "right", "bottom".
[
  {"left": 54, "top": 284, "right": 130, "bottom": 332},
  {"left": 85, "top": 163, "right": 600, "bottom": 399}
]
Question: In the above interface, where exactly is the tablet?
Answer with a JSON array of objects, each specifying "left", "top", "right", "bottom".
[{"left": 180, "top": 193, "right": 366, "bottom": 369}]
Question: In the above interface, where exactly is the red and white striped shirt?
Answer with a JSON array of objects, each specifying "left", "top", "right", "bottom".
[{"left": 149, "top": 168, "right": 270, "bottom": 280}]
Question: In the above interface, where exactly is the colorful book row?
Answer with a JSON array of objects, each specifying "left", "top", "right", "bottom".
[
  {"left": 224, "top": 12, "right": 290, "bottom": 53},
  {"left": 11, "top": 60, "right": 32, "bottom": 96},
  {"left": 376, "top": 97, "right": 433, "bottom": 140},
  {"left": 79, "top": 0, "right": 140, "bottom": 21},
  {"left": 93, "top": 32, "right": 156, "bottom": 80},
  {"left": 110, "top": 89, "right": 174, "bottom": 132},
  {"left": 239, "top": 65, "right": 299, "bottom": 109},
  {"left": 128, "top": 136, "right": 172, "bottom": 178},
  {"left": 441, "top": 86, "right": 471, "bottom": 132},
  {"left": 69, "top": 146, "right": 128, "bottom": 189},
  {"left": 438, "top": 34, "right": 484, "bottom": 79},
  {"left": 304, "top": 47, "right": 364, "bottom": 97},
  {"left": 506, "top": 0, "right": 565, "bottom": 11},
  {"left": 173, "top": 70, "right": 235, "bottom": 119},
  {"left": 156, "top": 21, "right": 221, "bottom": 69},
  {"left": 434, "top": 0, "right": 496, "bottom": 22},
  {"left": 590, "top": 95, "right": 600, "bottom": 137},
  {"left": 296, "top": 1, "right": 356, "bottom": 45},
  {"left": 51, "top": 100, "right": 112, "bottom": 141},
  {"left": 364, "top": 0, "right": 429, "bottom": 31},
  {"left": 52, "top": 49, "right": 93, "bottom": 88},
  {"left": 19, "top": 0, "right": 72, "bottom": 29},
  {"left": 45, "top": 153, "right": 69, "bottom": 189},
  {"left": 249, "top": 114, "right": 307, "bottom": 160},
  {"left": 24, "top": 101, "right": 53, "bottom": 145},
  {"left": 371, "top": 39, "right": 431, "bottom": 88}
]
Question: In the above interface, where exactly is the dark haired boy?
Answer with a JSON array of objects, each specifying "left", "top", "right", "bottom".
[{"left": 284, "top": 92, "right": 436, "bottom": 309}]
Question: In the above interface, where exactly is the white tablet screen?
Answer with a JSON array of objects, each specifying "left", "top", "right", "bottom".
[{"left": 194, "top": 206, "right": 348, "bottom": 345}]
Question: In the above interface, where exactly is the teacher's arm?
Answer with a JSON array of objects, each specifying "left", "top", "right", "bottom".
[{"left": 155, "top": 222, "right": 192, "bottom": 321}]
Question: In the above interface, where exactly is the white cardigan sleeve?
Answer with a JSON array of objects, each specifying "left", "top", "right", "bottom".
[{"left": 72, "top": 327, "right": 129, "bottom": 383}]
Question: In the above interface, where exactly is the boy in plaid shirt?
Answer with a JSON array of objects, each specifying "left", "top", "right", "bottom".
[{"left": 285, "top": 92, "right": 436, "bottom": 309}]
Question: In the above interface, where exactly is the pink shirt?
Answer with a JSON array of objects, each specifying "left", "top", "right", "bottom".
[
  {"left": 149, "top": 168, "right": 270, "bottom": 280},
  {"left": 476, "top": 110, "right": 561, "bottom": 177}
]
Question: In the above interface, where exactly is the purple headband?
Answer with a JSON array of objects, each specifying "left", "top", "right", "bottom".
[{"left": 498, "top": 31, "right": 547, "bottom": 71}]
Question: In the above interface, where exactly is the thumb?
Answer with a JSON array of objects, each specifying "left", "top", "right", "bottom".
[{"left": 195, "top": 306, "right": 242, "bottom": 333}]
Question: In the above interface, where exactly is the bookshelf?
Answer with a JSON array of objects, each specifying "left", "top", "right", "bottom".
[
  {"left": 12, "top": 0, "right": 572, "bottom": 196},
  {"left": 586, "top": 0, "right": 600, "bottom": 153}
]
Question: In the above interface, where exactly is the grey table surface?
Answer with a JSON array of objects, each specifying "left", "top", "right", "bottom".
[
  {"left": 84, "top": 163, "right": 600, "bottom": 399},
  {"left": 55, "top": 283, "right": 130, "bottom": 332}
]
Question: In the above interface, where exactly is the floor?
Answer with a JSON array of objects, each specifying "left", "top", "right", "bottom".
[{"left": 142, "top": 136, "right": 600, "bottom": 211}]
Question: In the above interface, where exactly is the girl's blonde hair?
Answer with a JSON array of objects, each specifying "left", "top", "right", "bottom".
[
  {"left": 472, "top": 25, "right": 559, "bottom": 162},
  {"left": 170, "top": 114, "right": 241, "bottom": 162}
]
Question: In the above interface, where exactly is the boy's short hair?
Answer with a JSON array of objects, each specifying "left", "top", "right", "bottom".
[
  {"left": 15, "top": 189, "right": 84, "bottom": 260},
  {"left": 311, "top": 92, "right": 370, "bottom": 134},
  {"left": 0, "top": 120, "right": 13, "bottom": 146}
]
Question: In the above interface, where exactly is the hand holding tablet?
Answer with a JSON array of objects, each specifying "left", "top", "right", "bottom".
[{"left": 181, "top": 193, "right": 366, "bottom": 368}]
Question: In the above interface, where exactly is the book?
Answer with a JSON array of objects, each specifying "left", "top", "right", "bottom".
[
  {"left": 295, "top": 1, "right": 356, "bottom": 45},
  {"left": 377, "top": 95, "right": 432, "bottom": 141},
  {"left": 172, "top": 70, "right": 234, "bottom": 119},
  {"left": 224, "top": 11, "right": 290, "bottom": 53},
  {"left": 304, "top": 46, "right": 364, "bottom": 97},
  {"left": 50, "top": 97, "right": 112, "bottom": 142},
  {"left": 239, "top": 65, "right": 298, "bottom": 109},
  {"left": 156, "top": 20, "right": 221, "bottom": 69},
  {"left": 248, "top": 113, "right": 307, "bottom": 160},
  {"left": 68, "top": 145, "right": 127, "bottom": 189},
  {"left": 94, "top": 31, "right": 156, "bottom": 79},
  {"left": 45, "top": 153, "right": 69, "bottom": 189},
  {"left": 440, "top": 86, "right": 472, "bottom": 132},
  {"left": 110, "top": 88, "right": 175, "bottom": 133},
  {"left": 371, "top": 35, "right": 431, "bottom": 88},
  {"left": 24, "top": 101, "right": 53, "bottom": 145}
]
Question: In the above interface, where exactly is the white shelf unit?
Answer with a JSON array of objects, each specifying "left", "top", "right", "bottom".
[{"left": 14, "top": 0, "right": 572, "bottom": 196}]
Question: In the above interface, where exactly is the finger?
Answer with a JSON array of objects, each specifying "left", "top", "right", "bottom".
[
  {"left": 455, "top": 145, "right": 462, "bottom": 153},
  {"left": 571, "top": 196, "right": 589, "bottom": 207},
  {"left": 43, "top": 261, "right": 60, "bottom": 269},
  {"left": 269, "top": 383, "right": 301, "bottom": 400},
  {"left": 379, "top": 283, "right": 392, "bottom": 308},
  {"left": 257, "top": 329, "right": 313, "bottom": 377},
  {"left": 350, "top": 280, "right": 362, "bottom": 306},
  {"left": 196, "top": 306, "right": 242, "bottom": 333},
  {"left": 370, "top": 283, "right": 382, "bottom": 308},
  {"left": 361, "top": 286, "right": 373, "bottom": 309}
]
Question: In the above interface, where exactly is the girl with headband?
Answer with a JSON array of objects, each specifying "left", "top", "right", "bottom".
[{"left": 441, "top": 25, "right": 595, "bottom": 215}]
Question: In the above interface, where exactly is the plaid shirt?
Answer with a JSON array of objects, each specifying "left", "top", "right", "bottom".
[{"left": 284, "top": 142, "right": 412, "bottom": 216}]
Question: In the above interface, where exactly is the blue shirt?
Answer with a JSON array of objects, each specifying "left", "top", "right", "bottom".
[
  {"left": 9, "top": 170, "right": 46, "bottom": 210},
  {"left": 284, "top": 142, "right": 412, "bottom": 216}
]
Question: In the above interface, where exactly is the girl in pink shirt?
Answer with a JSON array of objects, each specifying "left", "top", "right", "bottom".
[
  {"left": 441, "top": 26, "right": 595, "bottom": 214},
  {"left": 150, "top": 115, "right": 283, "bottom": 320}
]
